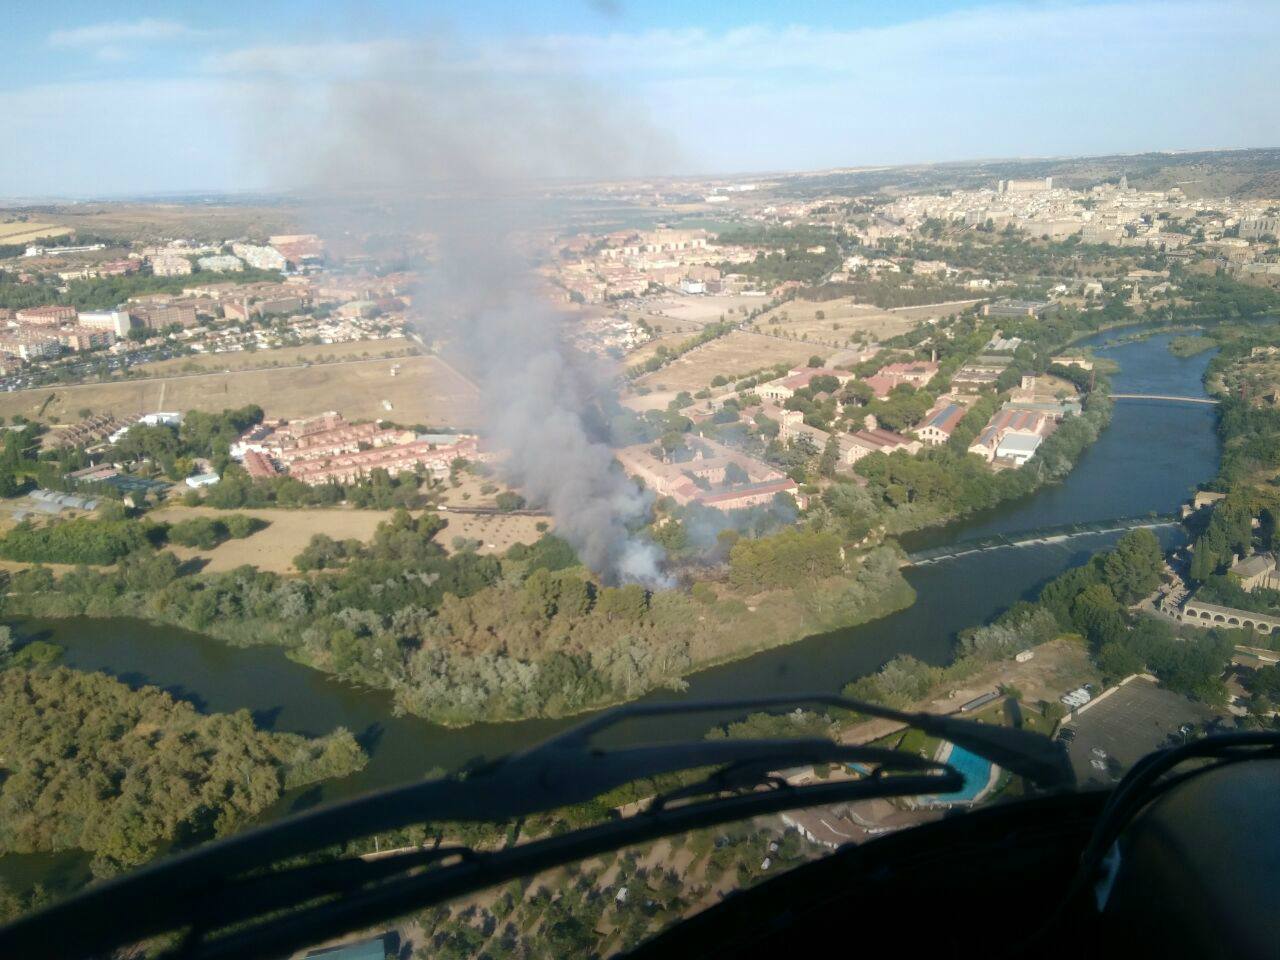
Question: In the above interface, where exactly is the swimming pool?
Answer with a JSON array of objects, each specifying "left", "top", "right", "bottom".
[{"left": 931, "top": 744, "right": 993, "bottom": 803}]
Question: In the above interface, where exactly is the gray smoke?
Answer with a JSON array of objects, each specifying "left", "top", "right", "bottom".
[{"left": 247, "top": 38, "right": 676, "bottom": 584}]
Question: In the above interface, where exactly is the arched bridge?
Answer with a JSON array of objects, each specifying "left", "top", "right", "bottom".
[
  {"left": 1110, "top": 393, "right": 1219, "bottom": 405},
  {"left": 1177, "top": 600, "right": 1280, "bottom": 635}
]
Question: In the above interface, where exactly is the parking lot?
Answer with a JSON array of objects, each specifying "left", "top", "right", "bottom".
[{"left": 1060, "top": 678, "right": 1223, "bottom": 788}]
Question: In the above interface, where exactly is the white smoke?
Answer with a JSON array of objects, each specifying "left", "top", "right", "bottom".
[{"left": 246, "top": 36, "right": 677, "bottom": 584}]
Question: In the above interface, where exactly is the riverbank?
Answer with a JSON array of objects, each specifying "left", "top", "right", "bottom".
[{"left": 4, "top": 544, "right": 917, "bottom": 728}]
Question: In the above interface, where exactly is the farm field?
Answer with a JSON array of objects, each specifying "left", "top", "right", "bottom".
[
  {"left": 0, "top": 221, "right": 72, "bottom": 246},
  {"left": 0, "top": 355, "right": 481, "bottom": 426}
]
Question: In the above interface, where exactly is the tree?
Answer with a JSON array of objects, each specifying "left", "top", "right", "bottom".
[
  {"left": 807, "top": 355, "right": 824, "bottom": 368},
  {"left": 495, "top": 492, "right": 527, "bottom": 512},
  {"left": 1071, "top": 583, "right": 1125, "bottom": 647},
  {"left": 1102, "top": 528, "right": 1164, "bottom": 603},
  {"left": 819, "top": 436, "right": 840, "bottom": 478}
]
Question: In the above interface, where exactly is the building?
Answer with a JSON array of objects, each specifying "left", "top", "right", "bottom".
[
  {"left": 97, "top": 259, "right": 138, "bottom": 276},
  {"left": 842, "top": 428, "right": 922, "bottom": 464},
  {"left": 242, "top": 449, "right": 281, "bottom": 480},
  {"left": 950, "top": 363, "right": 1005, "bottom": 392},
  {"left": 59, "top": 326, "right": 114, "bottom": 351},
  {"left": 231, "top": 243, "right": 288, "bottom": 271},
  {"left": 968, "top": 408, "right": 1053, "bottom": 465},
  {"left": 257, "top": 296, "right": 302, "bottom": 317},
  {"left": 913, "top": 401, "right": 967, "bottom": 445},
  {"left": 1240, "top": 217, "right": 1280, "bottom": 241},
  {"left": 864, "top": 360, "right": 940, "bottom": 398},
  {"left": 0, "top": 331, "right": 61, "bottom": 361},
  {"left": 757, "top": 367, "right": 852, "bottom": 402},
  {"left": 995, "top": 431, "right": 1043, "bottom": 465},
  {"left": 998, "top": 177, "right": 1053, "bottom": 194},
  {"left": 151, "top": 254, "right": 194, "bottom": 277},
  {"left": 1051, "top": 355, "right": 1094, "bottom": 371},
  {"left": 15, "top": 305, "right": 76, "bottom": 325},
  {"left": 133, "top": 304, "right": 198, "bottom": 329},
  {"left": 185, "top": 473, "right": 221, "bottom": 488},
  {"left": 613, "top": 435, "right": 804, "bottom": 512},
  {"left": 268, "top": 234, "right": 325, "bottom": 266},
  {"left": 1230, "top": 554, "right": 1280, "bottom": 593},
  {"left": 287, "top": 435, "right": 478, "bottom": 485},
  {"left": 197, "top": 255, "right": 244, "bottom": 273},
  {"left": 982, "top": 299, "right": 1050, "bottom": 319},
  {"left": 78, "top": 309, "right": 134, "bottom": 337},
  {"left": 232, "top": 412, "right": 479, "bottom": 486}
]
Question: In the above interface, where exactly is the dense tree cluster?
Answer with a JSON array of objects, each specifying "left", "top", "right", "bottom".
[
  {"left": 0, "top": 667, "right": 365, "bottom": 875},
  {"left": 0, "top": 516, "right": 162, "bottom": 564},
  {"left": 166, "top": 513, "right": 265, "bottom": 549},
  {"left": 4, "top": 511, "right": 911, "bottom": 725}
]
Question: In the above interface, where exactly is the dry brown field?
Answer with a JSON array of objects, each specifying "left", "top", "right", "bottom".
[
  {"left": 434, "top": 511, "right": 549, "bottom": 554},
  {"left": 629, "top": 330, "right": 817, "bottom": 405},
  {"left": 649, "top": 293, "right": 762, "bottom": 324},
  {"left": 753, "top": 299, "right": 921, "bottom": 348},
  {"left": 4, "top": 203, "right": 302, "bottom": 244},
  {"left": 887, "top": 299, "right": 984, "bottom": 321},
  {"left": 135, "top": 338, "right": 418, "bottom": 377},
  {"left": 152, "top": 500, "right": 545, "bottom": 572},
  {"left": 151, "top": 505, "right": 391, "bottom": 573},
  {"left": 0, "top": 221, "right": 73, "bottom": 245},
  {"left": 0, "top": 355, "right": 480, "bottom": 427}
]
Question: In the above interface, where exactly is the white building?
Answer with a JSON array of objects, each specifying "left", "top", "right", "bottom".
[
  {"left": 198, "top": 255, "right": 244, "bottom": 273},
  {"left": 995, "top": 432, "right": 1043, "bottom": 465},
  {"left": 231, "top": 243, "right": 287, "bottom": 271},
  {"left": 151, "top": 254, "right": 194, "bottom": 277},
  {"left": 78, "top": 310, "right": 134, "bottom": 337}
]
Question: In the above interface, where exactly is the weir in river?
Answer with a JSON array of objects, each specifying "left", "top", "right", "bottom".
[{"left": 905, "top": 517, "right": 1179, "bottom": 566}]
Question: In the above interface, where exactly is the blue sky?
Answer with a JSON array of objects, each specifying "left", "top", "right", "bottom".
[{"left": 3, "top": 1, "right": 1277, "bottom": 197}]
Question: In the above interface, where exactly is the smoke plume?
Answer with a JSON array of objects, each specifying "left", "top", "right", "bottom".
[{"left": 249, "top": 38, "right": 676, "bottom": 583}]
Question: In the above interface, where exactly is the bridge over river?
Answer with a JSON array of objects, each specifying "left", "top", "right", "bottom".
[
  {"left": 1110, "top": 393, "right": 1219, "bottom": 405},
  {"left": 905, "top": 517, "right": 1178, "bottom": 566}
]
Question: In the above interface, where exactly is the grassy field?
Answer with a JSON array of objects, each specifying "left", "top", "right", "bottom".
[
  {"left": 0, "top": 221, "right": 72, "bottom": 245},
  {"left": 0, "top": 355, "right": 481, "bottom": 427},
  {"left": 151, "top": 505, "right": 392, "bottom": 573},
  {"left": 631, "top": 330, "right": 817, "bottom": 396},
  {"left": 152, "top": 500, "right": 546, "bottom": 573}
]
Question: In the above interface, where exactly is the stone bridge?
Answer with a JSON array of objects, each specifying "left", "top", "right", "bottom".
[{"left": 1177, "top": 599, "right": 1280, "bottom": 635}]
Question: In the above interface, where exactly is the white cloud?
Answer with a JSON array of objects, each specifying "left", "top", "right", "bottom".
[
  {"left": 49, "top": 18, "right": 204, "bottom": 48},
  {"left": 202, "top": 40, "right": 414, "bottom": 78}
]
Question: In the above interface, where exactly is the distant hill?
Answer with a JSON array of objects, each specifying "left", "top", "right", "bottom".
[{"left": 772, "top": 148, "right": 1280, "bottom": 200}]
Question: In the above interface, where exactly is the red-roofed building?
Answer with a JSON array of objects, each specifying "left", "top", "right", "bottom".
[
  {"left": 841, "top": 428, "right": 922, "bottom": 464},
  {"left": 914, "top": 401, "right": 968, "bottom": 445},
  {"left": 242, "top": 450, "right": 280, "bottom": 480},
  {"left": 758, "top": 367, "right": 853, "bottom": 402}
]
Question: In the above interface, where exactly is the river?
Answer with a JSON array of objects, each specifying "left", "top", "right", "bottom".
[{"left": 0, "top": 329, "right": 1221, "bottom": 892}]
